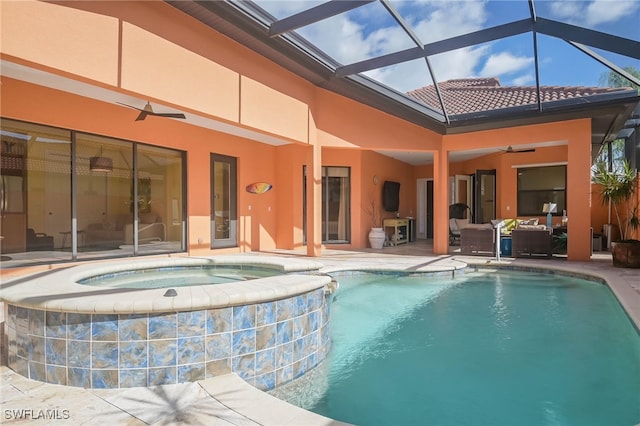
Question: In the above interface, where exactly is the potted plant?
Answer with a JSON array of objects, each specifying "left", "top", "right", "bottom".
[
  {"left": 592, "top": 160, "right": 640, "bottom": 267},
  {"left": 363, "top": 196, "right": 385, "bottom": 249}
]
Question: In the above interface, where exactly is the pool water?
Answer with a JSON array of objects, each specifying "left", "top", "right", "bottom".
[
  {"left": 79, "top": 265, "right": 280, "bottom": 289},
  {"left": 272, "top": 271, "right": 640, "bottom": 426}
]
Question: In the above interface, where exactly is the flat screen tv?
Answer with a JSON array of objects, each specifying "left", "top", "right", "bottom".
[{"left": 383, "top": 181, "right": 400, "bottom": 212}]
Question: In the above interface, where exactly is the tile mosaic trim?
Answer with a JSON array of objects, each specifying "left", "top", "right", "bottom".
[{"left": 6, "top": 288, "right": 330, "bottom": 391}]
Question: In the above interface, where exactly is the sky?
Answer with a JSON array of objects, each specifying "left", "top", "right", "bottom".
[{"left": 255, "top": 0, "right": 640, "bottom": 93}]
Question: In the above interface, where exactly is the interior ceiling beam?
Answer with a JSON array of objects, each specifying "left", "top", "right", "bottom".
[
  {"left": 535, "top": 18, "right": 640, "bottom": 59},
  {"left": 269, "top": 0, "right": 374, "bottom": 37},
  {"left": 335, "top": 19, "right": 533, "bottom": 77}
]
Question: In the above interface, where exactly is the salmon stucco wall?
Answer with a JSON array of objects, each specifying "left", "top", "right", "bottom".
[
  {"left": 314, "top": 90, "right": 441, "bottom": 152},
  {"left": 361, "top": 151, "right": 417, "bottom": 221},
  {"left": 1, "top": 0, "right": 619, "bottom": 262},
  {"left": 0, "top": 77, "right": 287, "bottom": 255},
  {"left": 274, "top": 144, "right": 311, "bottom": 250}
]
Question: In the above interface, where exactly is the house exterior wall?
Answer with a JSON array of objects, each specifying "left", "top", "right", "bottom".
[{"left": 0, "top": 0, "right": 604, "bottom": 262}]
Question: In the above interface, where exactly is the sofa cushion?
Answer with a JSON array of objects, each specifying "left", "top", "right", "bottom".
[
  {"left": 517, "top": 224, "right": 549, "bottom": 230},
  {"left": 452, "top": 218, "right": 469, "bottom": 231},
  {"left": 464, "top": 223, "right": 493, "bottom": 230},
  {"left": 492, "top": 218, "right": 519, "bottom": 234}
]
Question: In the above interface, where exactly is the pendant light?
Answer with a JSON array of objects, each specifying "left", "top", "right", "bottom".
[{"left": 90, "top": 146, "right": 113, "bottom": 173}]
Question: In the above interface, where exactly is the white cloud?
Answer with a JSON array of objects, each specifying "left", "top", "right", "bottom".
[
  {"left": 255, "top": 0, "right": 543, "bottom": 92},
  {"left": 511, "top": 73, "right": 536, "bottom": 86},
  {"left": 297, "top": 17, "right": 372, "bottom": 64},
  {"left": 548, "top": 2, "right": 583, "bottom": 21},
  {"left": 432, "top": 46, "right": 489, "bottom": 80},
  {"left": 480, "top": 52, "right": 534, "bottom": 78},
  {"left": 410, "top": 1, "right": 488, "bottom": 43},
  {"left": 548, "top": 0, "right": 640, "bottom": 26},
  {"left": 584, "top": 0, "right": 640, "bottom": 26},
  {"left": 255, "top": 1, "right": 323, "bottom": 19}
]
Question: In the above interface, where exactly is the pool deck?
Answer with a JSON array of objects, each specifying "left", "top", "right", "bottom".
[{"left": 1, "top": 246, "right": 639, "bottom": 424}]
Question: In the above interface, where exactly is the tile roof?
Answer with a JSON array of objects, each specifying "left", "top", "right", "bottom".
[{"left": 406, "top": 78, "right": 629, "bottom": 115}]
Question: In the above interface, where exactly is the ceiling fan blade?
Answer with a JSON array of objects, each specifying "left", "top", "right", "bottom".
[
  {"left": 502, "top": 146, "right": 535, "bottom": 153},
  {"left": 135, "top": 111, "right": 149, "bottom": 121},
  {"left": 116, "top": 101, "right": 144, "bottom": 112},
  {"left": 152, "top": 112, "right": 186, "bottom": 119},
  {"left": 117, "top": 101, "right": 185, "bottom": 120}
]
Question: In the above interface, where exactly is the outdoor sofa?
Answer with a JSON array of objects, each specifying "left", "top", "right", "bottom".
[
  {"left": 458, "top": 218, "right": 553, "bottom": 258},
  {"left": 511, "top": 225, "right": 553, "bottom": 258}
]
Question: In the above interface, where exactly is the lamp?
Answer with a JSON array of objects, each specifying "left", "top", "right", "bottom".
[
  {"left": 90, "top": 146, "right": 113, "bottom": 173},
  {"left": 542, "top": 202, "right": 557, "bottom": 228}
]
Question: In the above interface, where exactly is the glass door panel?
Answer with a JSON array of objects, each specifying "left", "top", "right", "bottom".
[
  {"left": 136, "top": 144, "right": 185, "bottom": 254},
  {"left": 211, "top": 154, "right": 237, "bottom": 248},
  {"left": 76, "top": 134, "right": 133, "bottom": 258},
  {"left": 474, "top": 169, "right": 496, "bottom": 224},
  {"left": 322, "top": 167, "right": 350, "bottom": 243},
  {"left": 1, "top": 120, "right": 72, "bottom": 260}
]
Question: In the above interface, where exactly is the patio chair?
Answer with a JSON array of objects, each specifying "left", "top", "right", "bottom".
[
  {"left": 460, "top": 224, "right": 495, "bottom": 255},
  {"left": 449, "top": 203, "right": 471, "bottom": 220},
  {"left": 449, "top": 218, "right": 469, "bottom": 245},
  {"left": 449, "top": 203, "right": 471, "bottom": 245},
  {"left": 26, "top": 228, "right": 54, "bottom": 251}
]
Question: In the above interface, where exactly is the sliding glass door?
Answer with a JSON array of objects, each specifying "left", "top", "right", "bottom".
[
  {"left": 0, "top": 118, "right": 186, "bottom": 266},
  {"left": 301, "top": 166, "right": 351, "bottom": 244}
]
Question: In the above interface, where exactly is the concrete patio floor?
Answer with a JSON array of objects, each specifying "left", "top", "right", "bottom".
[{"left": 1, "top": 243, "right": 638, "bottom": 424}]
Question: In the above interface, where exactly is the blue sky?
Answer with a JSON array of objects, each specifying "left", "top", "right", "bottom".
[{"left": 256, "top": 0, "right": 640, "bottom": 92}]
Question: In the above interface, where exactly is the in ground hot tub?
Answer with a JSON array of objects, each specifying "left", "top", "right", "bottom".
[{"left": 1, "top": 256, "right": 334, "bottom": 390}]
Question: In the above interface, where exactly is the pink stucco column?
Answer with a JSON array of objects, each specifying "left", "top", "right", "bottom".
[
  {"left": 566, "top": 120, "right": 592, "bottom": 261},
  {"left": 306, "top": 137, "right": 323, "bottom": 257},
  {"left": 433, "top": 149, "right": 450, "bottom": 255}
]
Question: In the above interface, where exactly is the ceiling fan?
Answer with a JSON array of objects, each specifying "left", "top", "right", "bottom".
[
  {"left": 117, "top": 101, "right": 186, "bottom": 121},
  {"left": 501, "top": 145, "right": 535, "bottom": 154}
]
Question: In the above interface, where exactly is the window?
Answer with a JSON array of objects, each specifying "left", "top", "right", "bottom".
[
  {"left": 302, "top": 165, "right": 351, "bottom": 244},
  {"left": 517, "top": 165, "right": 566, "bottom": 216}
]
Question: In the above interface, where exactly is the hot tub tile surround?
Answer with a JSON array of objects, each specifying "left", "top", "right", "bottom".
[
  {"left": 7, "top": 289, "right": 330, "bottom": 390},
  {"left": 3, "top": 256, "right": 333, "bottom": 390}
]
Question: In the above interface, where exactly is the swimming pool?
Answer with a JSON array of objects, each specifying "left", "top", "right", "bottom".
[{"left": 272, "top": 270, "right": 640, "bottom": 425}]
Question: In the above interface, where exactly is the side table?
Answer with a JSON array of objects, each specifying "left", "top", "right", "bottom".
[{"left": 60, "top": 230, "right": 85, "bottom": 249}]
